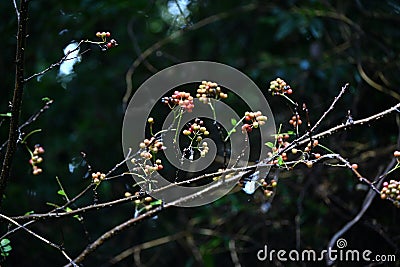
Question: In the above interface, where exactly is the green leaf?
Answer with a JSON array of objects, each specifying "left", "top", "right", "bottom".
[
  {"left": 277, "top": 156, "right": 284, "bottom": 166},
  {"left": 265, "top": 142, "right": 275, "bottom": 148},
  {"left": 24, "top": 211, "right": 35, "bottom": 216},
  {"left": 65, "top": 207, "right": 73, "bottom": 212},
  {"left": 42, "top": 97, "right": 51, "bottom": 102},
  {"left": 57, "top": 189, "right": 66, "bottom": 196},
  {"left": 1, "top": 239, "right": 10, "bottom": 246},
  {"left": 2, "top": 245, "right": 12, "bottom": 252},
  {"left": 287, "top": 131, "right": 295, "bottom": 135},
  {"left": 231, "top": 118, "right": 237, "bottom": 126},
  {"left": 150, "top": 199, "right": 162, "bottom": 206},
  {"left": 0, "top": 113, "right": 11, "bottom": 117}
]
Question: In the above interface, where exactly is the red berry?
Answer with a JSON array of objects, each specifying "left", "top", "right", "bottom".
[
  {"left": 106, "top": 42, "right": 112, "bottom": 48},
  {"left": 106, "top": 32, "right": 111, "bottom": 37},
  {"left": 287, "top": 89, "right": 293, "bottom": 94}
]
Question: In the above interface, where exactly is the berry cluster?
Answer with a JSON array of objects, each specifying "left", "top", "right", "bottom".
[
  {"left": 380, "top": 180, "right": 400, "bottom": 207},
  {"left": 92, "top": 171, "right": 106, "bottom": 185},
  {"left": 132, "top": 194, "right": 162, "bottom": 213},
  {"left": 162, "top": 91, "right": 194, "bottom": 112},
  {"left": 261, "top": 178, "right": 277, "bottom": 198},
  {"left": 142, "top": 159, "right": 164, "bottom": 175},
  {"left": 200, "top": 142, "right": 209, "bottom": 157},
  {"left": 269, "top": 78, "right": 293, "bottom": 95},
  {"left": 241, "top": 111, "right": 268, "bottom": 133},
  {"left": 139, "top": 137, "right": 165, "bottom": 159},
  {"left": 289, "top": 114, "right": 302, "bottom": 127},
  {"left": 95, "top": 31, "right": 118, "bottom": 49},
  {"left": 196, "top": 81, "right": 228, "bottom": 104},
  {"left": 304, "top": 139, "right": 318, "bottom": 152},
  {"left": 29, "top": 144, "right": 45, "bottom": 175},
  {"left": 182, "top": 119, "right": 210, "bottom": 139},
  {"left": 267, "top": 134, "right": 290, "bottom": 164}
]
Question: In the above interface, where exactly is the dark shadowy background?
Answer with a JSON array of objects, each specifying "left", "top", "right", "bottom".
[{"left": 1, "top": 0, "right": 400, "bottom": 266}]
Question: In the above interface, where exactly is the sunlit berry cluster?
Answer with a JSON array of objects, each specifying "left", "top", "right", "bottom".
[
  {"left": 131, "top": 194, "right": 162, "bottom": 214},
  {"left": 241, "top": 111, "right": 268, "bottom": 133},
  {"left": 268, "top": 78, "right": 293, "bottom": 95},
  {"left": 142, "top": 159, "right": 164, "bottom": 175},
  {"left": 162, "top": 91, "right": 194, "bottom": 112},
  {"left": 289, "top": 114, "right": 302, "bottom": 127},
  {"left": 200, "top": 142, "right": 209, "bottom": 157},
  {"left": 182, "top": 118, "right": 210, "bottom": 139},
  {"left": 29, "top": 144, "right": 45, "bottom": 175},
  {"left": 267, "top": 134, "right": 290, "bottom": 164},
  {"left": 304, "top": 139, "right": 319, "bottom": 152},
  {"left": 139, "top": 137, "right": 165, "bottom": 159},
  {"left": 196, "top": 81, "right": 228, "bottom": 104},
  {"left": 92, "top": 171, "right": 106, "bottom": 185},
  {"left": 380, "top": 180, "right": 400, "bottom": 207},
  {"left": 95, "top": 31, "right": 118, "bottom": 50},
  {"left": 261, "top": 178, "right": 277, "bottom": 198}
]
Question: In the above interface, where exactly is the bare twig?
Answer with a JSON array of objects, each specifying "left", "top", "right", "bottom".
[
  {"left": 12, "top": 0, "right": 20, "bottom": 23},
  {"left": 326, "top": 116, "right": 400, "bottom": 265},
  {"left": 103, "top": 232, "right": 185, "bottom": 267},
  {"left": 0, "top": 0, "right": 29, "bottom": 206},
  {"left": 23, "top": 43, "right": 89, "bottom": 83},
  {"left": 0, "top": 99, "right": 54, "bottom": 153},
  {"left": 0, "top": 213, "right": 77, "bottom": 266},
  {"left": 309, "top": 83, "right": 349, "bottom": 133},
  {"left": 229, "top": 239, "right": 241, "bottom": 267}
]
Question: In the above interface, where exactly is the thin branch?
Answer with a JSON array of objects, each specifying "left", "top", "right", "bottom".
[
  {"left": 0, "top": 213, "right": 77, "bottom": 266},
  {"left": 12, "top": 0, "right": 20, "bottom": 23},
  {"left": 326, "top": 116, "right": 400, "bottom": 265},
  {"left": 0, "top": 0, "right": 29, "bottom": 207},
  {"left": 229, "top": 239, "right": 241, "bottom": 267},
  {"left": 309, "top": 83, "right": 349, "bottom": 133},
  {"left": 0, "top": 99, "right": 54, "bottom": 153},
  {"left": 23, "top": 44, "right": 89, "bottom": 83},
  {"left": 103, "top": 232, "right": 185, "bottom": 267}
]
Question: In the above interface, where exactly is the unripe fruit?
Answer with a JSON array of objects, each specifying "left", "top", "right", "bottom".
[
  {"left": 148, "top": 117, "right": 154, "bottom": 124},
  {"left": 394, "top": 151, "right": 400, "bottom": 158},
  {"left": 124, "top": 192, "right": 132, "bottom": 197},
  {"left": 306, "top": 161, "right": 313, "bottom": 168},
  {"left": 351, "top": 164, "right": 358, "bottom": 170}
]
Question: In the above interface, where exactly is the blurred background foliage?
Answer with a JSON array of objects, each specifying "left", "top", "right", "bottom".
[{"left": 1, "top": 0, "right": 400, "bottom": 266}]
